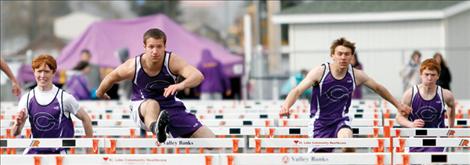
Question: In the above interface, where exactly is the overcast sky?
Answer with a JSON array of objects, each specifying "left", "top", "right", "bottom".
[{"left": 180, "top": 1, "right": 246, "bottom": 36}]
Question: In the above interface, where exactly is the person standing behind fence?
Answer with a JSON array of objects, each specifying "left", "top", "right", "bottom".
[
  {"left": 400, "top": 50, "right": 421, "bottom": 91},
  {"left": 197, "top": 49, "right": 231, "bottom": 100},
  {"left": 433, "top": 52, "right": 451, "bottom": 90},
  {"left": 351, "top": 53, "right": 363, "bottom": 99},
  {"left": 116, "top": 48, "right": 133, "bottom": 100},
  {"left": 0, "top": 58, "right": 21, "bottom": 96},
  {"left": 396, "top": 58, "right": 455, "bottom": 152},
  {"left": 79, "top": 49, "right": 101, "bottom": 92},
  {"left": 280, "top": 69, "right": 310, "bottom": 99},
  {"left": 65, "top": 61, "right": 92, "bottom": 100}
]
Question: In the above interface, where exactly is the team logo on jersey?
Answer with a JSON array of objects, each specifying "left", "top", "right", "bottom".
[
  {"left": 324, "top": 85, "right": 350, "bottom": 102},
  {"left": 33, "top": 112, "right": 57, "bottom": 131},
  {"left": 143, "top": 80, "right": 172, "bottom": 96},
  {"left": 53, "top": 106, "right": 59, "bottom": 110},
  {"left": 416, "top": 106, "right": 440, "bottom": 122},
  {"left": 347, "top": 80, "right": 352, "bottom": 83}
]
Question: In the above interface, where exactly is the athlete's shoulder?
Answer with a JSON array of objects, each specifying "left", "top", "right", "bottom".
[
  {"left": 60, "top": 90, "right": 80, "bottom": 104},
  {"left": 441, "top": 88, "right": 454, "bottom": 100},
  {"left": 304, "top": 64, "right": 327, "bottom": 84}
]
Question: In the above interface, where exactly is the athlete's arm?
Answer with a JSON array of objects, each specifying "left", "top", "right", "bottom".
[
  {"left": 12, "top": 94, "right": 28, "bottom": 136},
  {"left": 63, "top": 92, "right": 94, "bottom": 138},
  {"left": 12, "top": 108, "right": 27, "bottom": 136},
  {"left": 443, "top": 89, "right": 456, "bottom": 128},
  {"left": 0, "top": 58, "right": 21, "bottom": 96},
  {"left": 355, "top": 69, "right": 411, "bottom": 115},
  {"left": 166, "top": 52, "right": 204, "bottom": 97},
  {"left": 75, "top": 108, "right": 93, "bottom": 138},
  {"left": 96, "top": 59, "right": 135, "bottom": 99},
  {"left": 395, "top": 89, "right": 422, "bottom": 128},
  {"left": 280, "top": 65, "right": 323, "bottom": 116}
]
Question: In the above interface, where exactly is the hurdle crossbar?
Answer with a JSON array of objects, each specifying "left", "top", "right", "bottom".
[{"left": 248, "top": 138, "right": 390, "bottom": 148}]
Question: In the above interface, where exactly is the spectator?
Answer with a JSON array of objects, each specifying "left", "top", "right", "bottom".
[
  {"left": 116, "top": 48, "right": 132, "bottom": 100},
  {"left": 280, "top": 69, "right": 311, "bottom": 99},
  {"left": 197, "top": 49, "right": 231, "bottom": 100},
  {"left": 433, "top": 52, "right": 451, "bottom": 90},
  {"left": 351, "top": 53, "right": 363, "bottom": 99},
  {"left": 80, "top": 49, "right": 119, "bottom": 99},
  {"left": 79, "top": 49, "right": 101, "bottom": 90},
  {"left": 400, "top": 50, "right": 421, "bottom": 91},
  {"left": 66, "top": 61, "right": 92, "bottom": 100}
]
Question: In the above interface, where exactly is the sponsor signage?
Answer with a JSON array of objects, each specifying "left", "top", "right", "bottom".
[
  {"left": 293, "top": 139, "right": 347, "bottom": 147},
  {"left": 281, "top": 155, "right": 329, "bottom": 164},
  {"left": 156, "top": 140, "right": 195, "bottom": 147}
]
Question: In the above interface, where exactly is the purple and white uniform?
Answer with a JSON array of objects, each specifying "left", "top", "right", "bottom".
[
  {"left": 130, "top": 52, "right": 202, "bottom": 138},
  {"left": 309, "top": 63, "right": 356, "bottom": 152},
  {"left": 17, "top": 86, "right": 78, "bottom": 154},
  {"left": 408, "top": 85, "right": 446, "bottom": 152}
]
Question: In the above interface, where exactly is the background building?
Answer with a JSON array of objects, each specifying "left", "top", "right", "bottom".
[{"left": 273, "top": 1, "right": 470, "bottom": 98}]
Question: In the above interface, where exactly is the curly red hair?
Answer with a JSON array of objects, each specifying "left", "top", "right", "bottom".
[
  {"left": 420, "top": 58, "right": 440, "bottom": 75},
  {"left": 32, "top": 54, "right": 57, "bottom": 73}
]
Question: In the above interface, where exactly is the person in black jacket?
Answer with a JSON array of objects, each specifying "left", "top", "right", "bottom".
[{"left": 433, "top": 52, "right": 451, "bottom": 90}]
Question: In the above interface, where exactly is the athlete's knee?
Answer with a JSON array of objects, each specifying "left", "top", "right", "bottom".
[
  {"left": 140, "top": 99, "right": 161, "bottom": 114},
  {"left": 337, "top": 128, "right": 353, "bottom": 138},
  {"left": 142, "top": 99, "right": 160, "bottom": 109},
  {"left": 191, "top": 126, "right": 215, "bottom": 138}
]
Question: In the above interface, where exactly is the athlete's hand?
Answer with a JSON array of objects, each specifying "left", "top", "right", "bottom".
[
  {"left": 412, "top": 119, "right": 425, "bottom": 128},
  {"left": 96, "top": 91, "right": 110, "bottom": 100},
  {"left": 398, "top": 103, "right": 412, "bottom": 116},
  {"left": 164, "top": 83, "right": 185, "bottom": 97},
  {"left": 11, "top": 82, "right": 21, "bottom": 97},
  {"left": 279, "top": 105, "right": 292, "bottom": 118},
  {"left": 15, "top": 109, "right": 26, "bottom": 126}
]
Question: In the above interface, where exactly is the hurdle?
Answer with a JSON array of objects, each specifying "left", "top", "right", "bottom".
[
  {"left": 392, "top": 128, "right": 470, "bottom": 137},
  {"left": 102, "top": 138, "right": 244, "bottom": 154},
  {"left": 222, "top": 153, "right": 392, "bottom": 165},
  {"left": 392, "top": 137, "right": 470, "bottom": 152},
  {"left": 1, "top": 127, "right": 381, "bottom": 138},
  {"left": 0, "top": 138, "right": 102, "bottom": 154},
  {"left": 276, "top": 119, "right": 470, "bottom": 127},
  {"left": 277, "top": 119, "right": 389, "bottom": 127},
  {"left": 0, "top": 153, "right": 392, "bottom": 165},
  {"left": 394, "top": 153, "right": 470, "bottom": 165},
  {"left": 248, "top": 138, "right": 390, "bottom": 153},
  {"left": 5, "top": 127, "right": 469, "bottom": 141},
  {"left": 1, "top": 152, "right": 469, "bottom": 165},
  {"left": 0, "top": 138, "right": 244, "bottom": 154},
  {"left": 0, "top": 154, "right": 219, "bottom": 165}
]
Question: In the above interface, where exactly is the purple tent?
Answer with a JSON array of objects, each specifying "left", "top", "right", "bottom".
[{"left": 57, "top": 14, "right": 243, "bottom": 77}]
